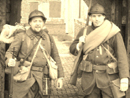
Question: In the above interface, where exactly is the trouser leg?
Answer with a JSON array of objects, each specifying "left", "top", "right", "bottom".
[
  {"left": 101, "top": 90, "right": 113, "bottom": 98},
  {"left": 84, "top": 85, "right": 101, "bottom": 98},
  {"left": 23, "top": 81, "right": 42, "bottom": 98}
]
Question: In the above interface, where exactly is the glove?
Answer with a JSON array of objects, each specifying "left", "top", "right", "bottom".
[
  {"left": 76, "top": 36, "right": 85, "bottom": 51},
  {"left": 8, "top": 58, "right": 16, "bottom": 67},
  {"left": 120, "top": 78, "right": 129, "bottom": 91},
  {"left": 57, "top": 77, "right": 64, "bottom": 89}
]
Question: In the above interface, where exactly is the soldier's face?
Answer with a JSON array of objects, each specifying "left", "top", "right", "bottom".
[
  {"left": 29, "top": 17, "right": 44, "bottom": 32},
  {"left": 90, "top": 14, "right": 105, "bottom": 27}
]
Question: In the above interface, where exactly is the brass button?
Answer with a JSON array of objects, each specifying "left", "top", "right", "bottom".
[{"left": 95, "top": 70, "right": 99, "bottom": 72}]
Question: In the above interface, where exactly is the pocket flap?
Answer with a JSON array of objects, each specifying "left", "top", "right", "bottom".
[
  {"left": 79, "top": 60, "right": 92, "bottom": 72},
  {"left": 111, "top": 78, "right": 120, "bottom": 87}
]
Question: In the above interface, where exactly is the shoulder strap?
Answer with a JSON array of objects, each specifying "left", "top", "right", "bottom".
[
  {"left": 15, "top": 32, "right": 26, "bottom": 59},
  {"left": 43, "top": 30, "right": 52, "bottom": 55},
  {"left": 83, "top": 27, "right": 87, "bottom": 36},
  {"left": 20, "top": 38, "right": 41, "bottom": 64},
  {"left": 48, "top": 34, "right": 53, "bottom": 55},
  {"left": 40, "top": 44, "right": 57, "bottom": 68},
  {"left": 30, "top": 38, "right": 42, "bottom": 65},
  {"left": 82, "top": 26, "right": 89, "bottom": 60},
  {"left": 102, "top": 44, "right": 117, "bottom": 62}
]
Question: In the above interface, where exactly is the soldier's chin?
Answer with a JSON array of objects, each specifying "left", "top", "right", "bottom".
[
  {"left": 34, "top": 28, "right": 42, "bottom": 32},
  {"left": 94, "top": 23, "right": 101, "bottom": 27}
]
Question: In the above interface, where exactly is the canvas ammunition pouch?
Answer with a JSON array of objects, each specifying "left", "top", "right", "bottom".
[
  {"left": 31, "top": 65, "right": 49, "bottom": 75},
  {"left": 78, "top": 60, "right": 118, "bottom": 74},
  {"left": 5, "top": 60, "right": 31, "bottom": 75},
  {"left": 107, "top": 62, "right": 118, "bottom": 74},
  {"left": 109, "top": 78, "right": 125, "bottom": 98}
]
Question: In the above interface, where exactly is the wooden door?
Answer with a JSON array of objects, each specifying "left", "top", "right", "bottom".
[{"left": 5, "top": 0, "right": 22, "bottom": 98}]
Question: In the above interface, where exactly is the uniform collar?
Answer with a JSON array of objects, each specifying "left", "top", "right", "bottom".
[{"left": 26, "top": 28, "right": 46, "bottom": 40}]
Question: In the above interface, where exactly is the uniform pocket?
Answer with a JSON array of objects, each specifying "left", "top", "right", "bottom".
[
  {"left": 107, "top": 62, "right": 118, "bottom": 74},
  {"left": 79, "top": 60, "right": 93, "bottom": 72}
]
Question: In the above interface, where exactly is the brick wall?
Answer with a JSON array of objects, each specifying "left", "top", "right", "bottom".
[
  {"left": 49, "top": 1, "right": 61, "bottom": 18},
  {"left": 21, "top": 0, "right": 30, "bottom": 23},
  {"left": 46, "top": 24, "right": 65, "bottom": 35},
  {"left": 0, "top": 1, "right": 6, "bottom": 31},
  {"left": 21, "top": 0, "right": 62, "bottom": 23},
  {"left": 74, "top": 19, "right": 86, "bottom": 38}
]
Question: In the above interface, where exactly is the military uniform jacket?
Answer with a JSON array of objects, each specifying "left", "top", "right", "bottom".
[
  {"left": 5, "top": 28, "right": 64, "bottom": 98},
  {"left": 69, "top": 25, "right": 129, "bottom": 95}
]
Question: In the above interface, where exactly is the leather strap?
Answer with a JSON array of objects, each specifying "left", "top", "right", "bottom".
[
  {"left": 20, "top": 38, "right": 41, "bottom": 64},
  {"left": 31, "top": 66, "right": 43, "bottom": 72},
  {"left": 102, "top": 44, "right": 117, "bottom": 62},
  {"left": 93, "top": 65, "right": 107, "bottom": 70}
]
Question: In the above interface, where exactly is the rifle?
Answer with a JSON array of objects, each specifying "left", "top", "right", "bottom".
[
  {"left": 69, "top": 0, "right": 92, "bottom": 86},
  {"left": 9, "top": 23, "right": 17, "bottom": 98},
  {"left": 9, "top": 47, "right": 15, "bottom": 98}
]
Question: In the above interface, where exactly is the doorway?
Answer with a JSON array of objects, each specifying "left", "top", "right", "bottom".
[{"left": 5, "top": 0, "right": 22, "bottom": 98}]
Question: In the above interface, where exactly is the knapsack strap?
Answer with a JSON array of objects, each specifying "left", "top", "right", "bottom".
[
  {"left": 40, "top": 44, "right": 50, "bottom": 59},
  {"left": 30, "top": 38, "right": 42, "bottom": 66},
  {"left": 20, "top": 38, "right": 41, "bottom": 65},
  {"left": 102, "top": 44, "right": 117, "bottom": 62}
]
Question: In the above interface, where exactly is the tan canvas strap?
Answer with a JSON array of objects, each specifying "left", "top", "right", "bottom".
[
  {"left": 28, "top": 38, "right": 42, "bottom": 70},
  {"left": 40, "top": 44, "right": 57, "bottom": 69},
  {"left": 40, "top": 44, "right": 50, "bottom": 64},
  {"left": 79, "top": 0, "right": 92, "bottom": 61},
  {"left": 102, "top": 45, "right": 117, "bottom": 62},
  {"left": 21, "top": 37, "right": 41, "bottom": 63}
]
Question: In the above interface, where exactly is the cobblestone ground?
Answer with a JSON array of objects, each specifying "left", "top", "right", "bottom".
[{"left": 50, "top": 36, "right": 83, "bottom": 98}]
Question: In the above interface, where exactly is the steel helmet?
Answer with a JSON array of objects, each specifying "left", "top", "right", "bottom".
[
  {"left": 88, "top": 3, "right": 105, "bottom": 15},
  {"left": 28, "top": 10, "right": 47, "bottom": 22}
]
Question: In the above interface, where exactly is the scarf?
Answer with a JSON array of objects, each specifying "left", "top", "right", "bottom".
[{"left": 83, "top": 20, "right": 120, "bottom": 54}]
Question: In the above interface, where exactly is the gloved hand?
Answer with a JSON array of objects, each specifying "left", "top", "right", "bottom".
[
  {"left": 0, "top": 24, "right": 25, "bottom": 43},
  {"left": 77, "top": 36, "right": 85, "bottom": 50},
  {"left": 120, "top": 78, "right": 129, "bottom": 91},
  {"left": 57, "top": 77, "right": 64, "bottom": 89},
  {"left": 8, "top": 58, "right": 16, "bottom": 67}
]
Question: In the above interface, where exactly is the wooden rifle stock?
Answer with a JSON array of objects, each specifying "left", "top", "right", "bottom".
[
  {"left": 9, "top": 47, "right": 15, "bottom": 98},
  {"left": 69, "top": 0, "right": 92, "bottom": 86},
  {"left": 69, "top": 26, "right": 88, "bottom": 86},
  {"left": 69, "top": 48, "right": 83, "bottom": 85}
]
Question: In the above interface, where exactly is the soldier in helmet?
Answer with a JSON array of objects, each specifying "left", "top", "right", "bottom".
[
  {"left": 5, "top": 10, "right": 64, "bottom": 98},
  {"left": 70, "top": 3, "right": 129, "bottom": 98}
]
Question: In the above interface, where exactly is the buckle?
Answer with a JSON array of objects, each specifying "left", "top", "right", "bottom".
[
  {"left": 95, "top": 70, "right": 99, "bottom": 72},
  {"left": 31, "top": 66, "right": 43, "bottom": 72},
  {"left": 39, "top": 67, "right": 43, "bottom": 71}
]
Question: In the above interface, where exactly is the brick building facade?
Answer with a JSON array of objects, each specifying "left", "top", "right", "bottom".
[
  {"left": 0, "top": 0, "right": 130, "bottom": 97},
  {"left": 20, "top": 0, "right": 88, "bottom": 37},
  {"left": 21, "top": 0, "right": 63, "bottom": 23}
]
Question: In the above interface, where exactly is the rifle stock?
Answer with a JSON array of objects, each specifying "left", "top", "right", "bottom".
[
  {"left": 9, "top": 47, "right": 15, "bottom": 98},
  {"left": 69, "top": 25, "right": 89, "bottom": 86},
  {"left": 69, "top": 0, "right": 92, "bottom": 86},
  {"left": 69, "top": 48, "right": 83, "bottom": 85}
]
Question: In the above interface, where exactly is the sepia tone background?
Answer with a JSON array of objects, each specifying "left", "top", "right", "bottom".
[{"left": 0, "top": 0, "right": 130, "bottom": 98}]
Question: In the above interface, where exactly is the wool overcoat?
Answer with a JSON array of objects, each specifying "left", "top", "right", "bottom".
[
  {"left": 5, "top": 28, "right": 64, "bottom": 98},
  {"left": 69, "top": 24, "right": 129, "bottom": 96}
]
